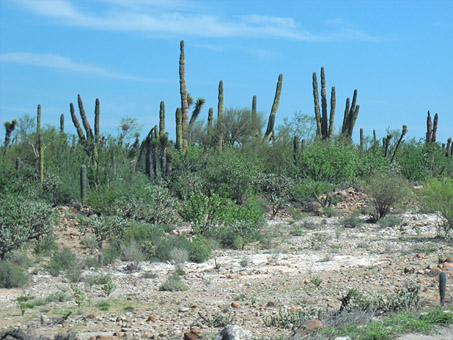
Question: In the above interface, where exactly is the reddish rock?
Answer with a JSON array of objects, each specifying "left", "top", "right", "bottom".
[
  {"left": 190, "top": 328, "right": 202, "bottom": 337},
  {"left": 87, "top": 314, "right": 96, "bottom": 319},
  {"left": 305, "top": 319, "right": 323, "bottom": 331},
  {"left": 428, "top": 268, "right": 442, "bottom": 277},
  {"left": 231, "top": 302, "right": 240, "bottom": 308},
  {"left": 147, "top": 315, "right": 157, "bottom": 322},
  {"left": 184, "top": 333, "right": 197, "bottom": 340}
]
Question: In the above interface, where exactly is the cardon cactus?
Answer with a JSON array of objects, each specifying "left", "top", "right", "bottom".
[
  {"left": 60, "top": 114, "right": 64, "bottom": 133},
  {"left": 217, "top": 80, "right": 224, "bottom": 150},
  {"left": 179, "top": 40, "right": 189, "bottom": 152},
  {"left": 175, "top": 108, "right": 183, "bottom": 151},
  {"left": 426, "top": 111, "right": 438, "bottom": 143},
  {"left": 37, "top": 104, "right": 41, "bottom": 132},
  {"left": 439, "top": 271, "right": 447, "bottom": 305},
  {"left": 39, "top": 132, "right": 44, "bottom": 185},
  {"left": 263, "top": 74, "right": 283, "bottom": 142},
  {"left": 312, "top": 68, "right": 336, "bottom": 139},
  {"left": 80, "top": 165, "right": 86, "bottom": 205}
]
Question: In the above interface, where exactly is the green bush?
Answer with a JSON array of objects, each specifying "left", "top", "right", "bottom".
[
  {"left": 188, "top": 236, "right": 212, "bottom": 263},
  {"left": 293, "top": 178, "right": 333, "bottom": 204},
  {"left": 159, "top": 274, "right": 189, "bottom": 291},
  {"left": 0, "top": 196, "right": 58, "bottom": 259},
  {"left": 422, "top": 177, "right": 453, "bottom": 237},
  {"left": 48, "top": 248, "right": 77, "bottom": 276},
  {"left": 364, "top": 170, "right": 411, "bottom": 222},
  {"left": 0, "top": 260, "right": 29, "bottom": 288},
  {"left": 378, "top": 215, "right": 403, "bottom": 228},
  {"left": 340, "top": 211, "right": 364, "bottom": 228}
]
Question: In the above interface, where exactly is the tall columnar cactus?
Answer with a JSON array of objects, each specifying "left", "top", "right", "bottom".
[
  {"left": 439, "top": 271, "right": 447, "bottom": 305},
  {"left": 70, "top": 103, "right": 85, "bottom": 141},
  {"left": 78, "top": 94, "right": 93, "bottom": 140},
  {"left": 426, "top": 111, "right": 438, "bottom": 143},
  {"left": 94, "top": 98, "right": 100, "bottom": 143},
  {"left": 391, "top": 125, "right": 408, "bottom": 163},
  {"left": 179, "top": 40, "right": 189, "bottom": 153},
  {"left": 263, "top": 74, "right": 283, "bottom": 142},
  {"left": 175, "top": 108, "right": 183, "bottom": 151},
  {"left": 312, "top": 68, "right": 336, "bottom": 139},
  {"left": 80, "top": 164, "right": 86, "bottom": 205},
  {"left": 37, "top": 104, "right": 41, "bottom": 132},
  {"left": 152, "top": 125, "right": 159, "bottom": 177},
  {"left": 312, "top": 72, "right": 322, "bottom": 137},
  {"left": 39, "top": 132, "right": 44, "bottom": 185},
  {"left": 217, "top": 80, "right": 224, "bottom": 150},
  {"left": 447, "top": 138, "right": 452, "bottom": 157},
  {"left": 60, "top": 114, "right": 64, "bottom": 133},
  {"left": 207, "top": 107, "right": 213, "bottom": 146},
  {"left": 159, "top": 101, "right": 165, "bottom": 138},
  {"left": 341, "top": 90, "right": 360, "bottom": 138},
  {"left": 251, "top": 95, "right": 258, "bottom": 138},
  {"left": 359, "top": 128, "right": 364, "bottom": 152},
  {"left": 293, "top": 135, "right": 299, "bottom": 164}
]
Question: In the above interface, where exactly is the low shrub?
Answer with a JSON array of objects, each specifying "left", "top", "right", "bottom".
[
  {"left": 0, "top": 260, "right": 29, "bottom": 288},
  {"left": 421, "top": 177, "right": 453, "bottom": 237},
  {"left": 340, "top": 211, "right": 364, "bottom": 228},
  {"left": 378, "top": 215, "right": 403, "bottom": 228},
  {"left": 159, "top": 274, "right": 189, "bottom": 291},
  {"left": 48, "top": 248, "right": 77, "bottom": 276},
  {"left": 188, "top": 236, "right": 213, "bottom": 263},
  {"left": 364, "top": 170, "right": 411, "bottom": 222}
]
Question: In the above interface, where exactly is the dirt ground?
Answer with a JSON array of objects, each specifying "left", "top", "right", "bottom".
[{"left": 1, "top": 198, "right": 452, "bottom": 339}]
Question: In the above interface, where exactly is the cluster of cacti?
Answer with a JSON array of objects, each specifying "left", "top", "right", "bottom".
[
  {"left": 263, "top": 74, "right": 283, "bottom": 142},
  {"left": 341, "top": 89, "right": 359, "bottom": 139},
  {"left": 426, "top": 110, "right": 438, "bottom": 143},
  {"left": 312, "top": 68, "right": 336, "bottom": 139}
]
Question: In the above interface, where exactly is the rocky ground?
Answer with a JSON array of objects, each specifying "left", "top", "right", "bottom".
[{"left": 1, "top": 192, "right": 452, "bottom": 340}]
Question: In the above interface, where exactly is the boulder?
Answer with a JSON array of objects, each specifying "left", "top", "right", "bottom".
[{"left": 214, "top": 325, "right": 252, "bottom": 340}]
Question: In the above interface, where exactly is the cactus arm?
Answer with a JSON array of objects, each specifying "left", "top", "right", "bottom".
[
  {"left": 217, "top": 80, "right": 224, "bottom": 150},
  {"left": 320, "top": 67, "right": 328, "bottom": 138},
  {"left": 70, "top": 103, "right": 85, "bottom": 141},
  {"left": 263, "top": 74, "right": 283, "bottom": 142},
  {"left": 328, "top": 86, "right": 336, "bottom": 138},
  {"left": 179, "top": 40, "right": 189, "bottom": 152},
  {"left": 312, "top": 72, "right": 322, "bottom": 137},
  {"left": 78, "top": 94, "right": 93, "bottom": 140}
]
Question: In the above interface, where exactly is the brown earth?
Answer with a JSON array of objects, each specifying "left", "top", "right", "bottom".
[{"left": 1, "top": 192, "right": 452, "bottom": 340}]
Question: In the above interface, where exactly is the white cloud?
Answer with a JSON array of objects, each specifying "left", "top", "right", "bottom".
[
  {"left": 11, "top": 0, "right": 378, "bottom": 41},
  {"left": 0, "top": 52, "right": 151, "bottom": 81}
]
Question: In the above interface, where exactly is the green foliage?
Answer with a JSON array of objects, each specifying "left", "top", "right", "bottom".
[
  {"left": 378, "top": 215, "right": 403, "bottom": 228},
  {"left": 340, "top": 210, "right": 364, "bottom": 228},
  {"left": 159, "top": 274, "right": 189, "bottom": 291},
  {"left": 0, "top": 260, "right": 29, "bottom": 288},
  {"left": 48, "top": 248, "right": 77, "bottom": 276},
  {"left": 97, "top": 300, "right": 111, "bottom": 311},
  {"left": 102, "top": 277, "right": 115, "bottom": 297},
  {"left": 188, "top": 236, "right": 212, "bottom": 263},
  {"left": 364, "top": 170, "right": 411, "bottom": 222},
  {"left": 421, "top": 177, "right": 453, "bottom": 237},
  {"left": 293, "top": 178, "right": 333, "bottom": 204},
  {"left": 70, "top": 285, "right": 85, "bottom": 308},
  {"left": 0, "top": 196, "right": 57, "bottom": 259},
  {"left": 258, "top": 173, "right": 294, "bottom": 217}
]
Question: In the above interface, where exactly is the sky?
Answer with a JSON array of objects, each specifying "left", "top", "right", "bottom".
[{"left": 0, "top": 0, "right": 452, "bottom": 144}]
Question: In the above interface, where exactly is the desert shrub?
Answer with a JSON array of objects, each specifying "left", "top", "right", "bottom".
[
  {"left": 293, "top": 178, "right": 333, "bottom": 204},
  {"left": 257, "top": 173, "right": 295, "bottom": 217},
  {"left": 215, "top": 220, "right": 262, "bottom": 249},
  {"left": 0, "top": 196, "right": 58, "bottom": 259},
  {"left": 378, "top": 215, "right": 403, "bottom": 228},
  {"left": 40, "top": 173, "right": 73, "bottom": 205},
  {"left": 159, "top": 274, "right": 189, "bottom": 291},
  {"left": 188, "top": 236, "right": 213, "bottom": 263},
  {"left": 202, "top": 146, "right": 264, "bottom": 204},
  {"left": 340, "top": 211, "right": 364, "bottom": 228},
  {"left": 120, "top": 239, "right": 145, "bottom": 263},
  {"left": 34, "top": 233, "right": 59, "bottom": 255},
  {"left": 48, "top": 248, "right": 77, "bottom": 276},
  {"left": 421, "top": 177, "right": 453, "bottom": 237},
  {"left": 364, "top": 170, "right": 411, "bottom": 222},
  {"left": 0, "top": 260, "right": 29, "bottom": 288},
  {"left": 100, "top": 241, "right": 122, "bottom": 266}
]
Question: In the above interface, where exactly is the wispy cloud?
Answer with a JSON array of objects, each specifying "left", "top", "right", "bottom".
[
  {"left": 0, "top": 52, "right": 151, "bottom": 81},
  {"left": 11, "top": 0, "right": 379, "bottom": 41}
]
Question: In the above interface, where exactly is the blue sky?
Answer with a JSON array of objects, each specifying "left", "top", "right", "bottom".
[{"left": 1, "top": 0, "right": 452, "bottom": 143}]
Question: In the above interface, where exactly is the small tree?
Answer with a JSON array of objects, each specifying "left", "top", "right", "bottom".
[{"left": 364, "top": 170, "right": 411, "bottom": 222}]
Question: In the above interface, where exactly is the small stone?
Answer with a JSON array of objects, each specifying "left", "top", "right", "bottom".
[
  {"left": 404, "top": 266, "right": 414, "bottom": 274},
  {"left": 334, "top": 337, "right": 351, "bottom": 340},
  {"left": 428, "top": 268, "right": 442, "bottom": 277},
  {"left": 147, "top": 315, "right": 157, "bottom": 322},
  {"left": 231, "top": 302, "right": 240, "bottom": 308},
  {"left": 266, "top": 301, "right": 276, "bottom": 307},
  {"left": 179, "top": 306, "right": 190, "bottom": 312},
  {"left": 305, "top": 319, "right": 323, "bottom": 332},
  {"left": 190, "top": 328, "right": 202, "bottom": 337},
  {"left": 87, "top": 314, "right": 96, "bottom": 319},
  {"left": 184, "top": 333, "right": 197, "bottom": 340}
]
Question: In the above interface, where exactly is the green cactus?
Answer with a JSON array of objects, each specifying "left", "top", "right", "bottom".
[
  {"left": 446, "top": 138, "right": 451, "bottom": 157},
  {"left": 426, "top": 111, "right": 438, "bottom": 143},
  {"left": 159, "top": 101, "right": 165, "bottom": 138},
  {"left": 80, "top": 164, "right": 86, "bottom": 205},
  {"left": 439, "top": 271, "right": 447, "bottom": 305},
  {"left": 359, "top": 128, "right": 364, "bottom": 153},
  {"left": 39, "top": 132, "right": 44, "bottom": 185},
  {"left": 252, "top": 95, "right": 258, "bottom": 138},
  {"left": 217, "top": 80, "right": 224, "bottom": 151},
  {"left": 263, "top": 74, "right": 283, "bottom": 142},
  {"left": 293, "top": 135, "right": 299, "bottom": 164},
  {"left": 341, "top": 89, "right": 359, "bottom": 138},
  {"left": 175, "top": 108, "right": 183, "bottom": 151},
  {"left": 78, "top": 94, "right": 93, "bottom": 140},
  {"left": 207, "top": 107, "right": 213, "bottom": 146},
  {"left": 94, "top": 98, "right": 100, "bottom": 143},
  {"left": 70, "top": 103, "right": 85, "bottom": 141},
  {"left": 312, "top": 68, "right": 336, "bottom": 139},
  {"left": 37, "top": 104, "right": 41, "bottom": 132},
  {"left": 179, "top": 40, "right": 189, "bottom": 153},
  {"left": 383, "top": 134, "right": 392, "bottom": 157},
  {"left": 391, "top": 125, "right": 408, "bottom": 163}
]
